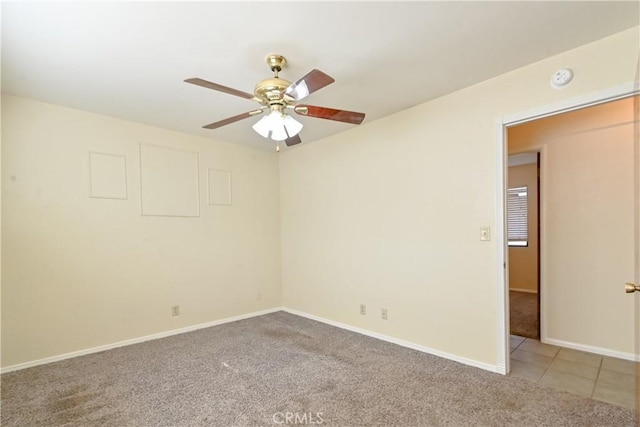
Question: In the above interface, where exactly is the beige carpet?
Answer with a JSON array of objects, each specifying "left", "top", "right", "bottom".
[
  {"left": 2, "top": 311, "right": 636, "bottom": 426},
  {"left": 510, "top": 290, "right": 539, "bottom": 339}
]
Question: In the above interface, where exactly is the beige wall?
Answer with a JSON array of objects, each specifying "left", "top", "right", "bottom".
[
  {"left": 507, "top": 96, "right": 636, "bottom": 355},
  {"left": 279, "top": 27, "right": 639, "bottom": 366},
  {"left": 1, "top": 96, "right": 282, "bottom": 368},
  {"left": 507, "top": 162, "right": 538, "bottom": 293}
]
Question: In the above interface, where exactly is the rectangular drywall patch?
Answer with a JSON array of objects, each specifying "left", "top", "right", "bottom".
[
  {"left": 207, "top": 169, "right": 232, "bottom": 206},
  {"left": 89, "top": 152, "right": 127, "bottom": 199},
  {"left": 139, "top": 144, "right": 199, "bottom": 217}
]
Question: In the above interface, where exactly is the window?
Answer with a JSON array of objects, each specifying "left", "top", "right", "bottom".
[{"left": 507, "top": 186, "right": 528, "bottom": 247}]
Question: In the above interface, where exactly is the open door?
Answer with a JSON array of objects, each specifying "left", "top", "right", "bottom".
[
  {"left": 539, "top": 101, "right": 636, "bottom": 361},
  {"left": 633, "top": 70, "right": 639, "bottom": 419}
]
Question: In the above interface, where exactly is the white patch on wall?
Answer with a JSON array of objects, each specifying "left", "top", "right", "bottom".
[
  {"left": 139, "top": 144, "right": 200, "bottom": 217},
  {"left": 207, "top": 169, "right": 232, "bottom": 206},
  {"left": 89, "top": 152, "right": 128, "bottom": 199}
]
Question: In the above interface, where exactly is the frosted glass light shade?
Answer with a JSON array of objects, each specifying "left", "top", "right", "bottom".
[
  {"left": 270, "top": 124, "right": 288, "bottom": 141},
  {"left": 252, "top": 113, "right": 276, "bottom": 138},
  {"left": 283, "top": 115, "right": 303, "bottom": 138},
  {"left": 252, "top": 111, "right": 303, "bottom": 141}
]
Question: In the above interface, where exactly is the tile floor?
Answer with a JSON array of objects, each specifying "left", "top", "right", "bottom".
[{"left": 509, "top": 335, "right": 638, "bottom": 410}]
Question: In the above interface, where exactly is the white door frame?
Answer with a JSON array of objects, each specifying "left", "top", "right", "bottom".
[{"left": 495, "top": 82, "right": 639, "bottom": 375}]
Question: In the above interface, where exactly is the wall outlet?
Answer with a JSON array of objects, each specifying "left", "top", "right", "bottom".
[
  {"left": 360, "top": 304, "right": 366, "bottom": 315},
  {"left": 381, "top": 308, "right": 388, "bottom": 320},
  {"left": 256, "top": 292, "right": 262, "bottom": 301},
  {"left": 171, "top": 305, "right": 180, "bottom": 316}
]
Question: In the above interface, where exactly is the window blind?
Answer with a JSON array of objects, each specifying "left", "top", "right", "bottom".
[{"left": 507, "top": 186, "right": 528, "bottom": 246}]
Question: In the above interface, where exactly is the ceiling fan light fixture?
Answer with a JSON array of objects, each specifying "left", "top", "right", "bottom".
[{"left": 252, "top": 110, "right": 303, "bottom": 141}]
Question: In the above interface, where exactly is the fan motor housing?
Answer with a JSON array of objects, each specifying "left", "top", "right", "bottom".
[{"left": 255, "top": 77, "right": 291, "bottom": 104}]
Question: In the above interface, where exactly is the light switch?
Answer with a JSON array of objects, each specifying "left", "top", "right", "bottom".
[{"left": 480, "top": 227, "right": 491, "bottom": 241}]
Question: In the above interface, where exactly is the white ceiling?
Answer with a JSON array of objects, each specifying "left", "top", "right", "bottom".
[
  {"left": 508, "top": 152, "right": 538, "bottom": 167},
  {"left": 2, "top": 2, "right": 638, "bottom": 151}
]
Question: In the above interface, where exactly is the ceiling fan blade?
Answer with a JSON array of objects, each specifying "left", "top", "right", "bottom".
[
  {"left": 284, "top": 133, "right": 302, "bottom": 146},
  {"left": 294, "top": 105, "right": 365, "bottom": 125},
  {"left": 284, "top": 69, "right": 335, "bottom": 101},
  {"left": 185, "top": 78, "right": 254, "bottom": 100},
  {"left": 202, "top": 109, "right": 264, "bottom": 129}
]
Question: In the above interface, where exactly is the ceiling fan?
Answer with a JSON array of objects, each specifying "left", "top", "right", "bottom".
[{"left": 185, "top": 54, "right": 366, "bottom": 149}]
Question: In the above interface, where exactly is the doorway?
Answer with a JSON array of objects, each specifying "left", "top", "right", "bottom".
[
  {"left": 506, "top": 152, "right": 540, "bottom": 340},
  {"left": 497, "top": 89, "right": 639, "bottom": 409}
]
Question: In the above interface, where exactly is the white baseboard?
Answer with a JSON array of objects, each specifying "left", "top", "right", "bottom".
[
  {"left": 1, "top": 307, "right": 283, "bottom": 373},
  {"left": 543, "top": 337, "right": 640, "bottom": 362},
  {"left": 282, "top": 307, "right": 504, "bottom": 374},
  {"left": 509, "top": 288, "right": 538, "bottom": 294},
  {"left": 4, "top": 307, "right": 509, "bottom": 375}
]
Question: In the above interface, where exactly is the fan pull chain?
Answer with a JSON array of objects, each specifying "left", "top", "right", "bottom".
[{"left": 276, "top": 144, "right": 280, "bottom": 152}]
